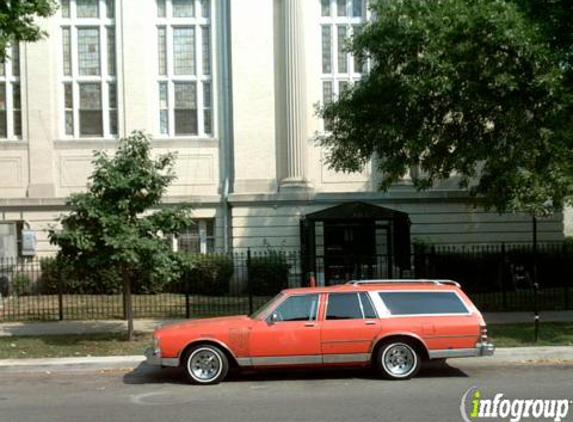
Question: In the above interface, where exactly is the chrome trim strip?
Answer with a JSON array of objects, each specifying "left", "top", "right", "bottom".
[
  {"left": 161, "top": 358, "right": 179, "bottom": 367},
  {"left": 347, "top": 279, "right": 461, "bottom": 288},
  {"left": 238, "top": 354, "right": 372, "bottom": 367},
  {"left": 429, "top": 348, "right": 477, "bottom": 359},
  {"left": 423, "top": 335, "right": 478, "bottom": 340},
  {"left": 323, "top": 353, "right": 370, "bottom": 364},
  {"left": 321, "top": 339, "right": 371, "bottom": 344},
  {"left": 250, "top": 355, "right": 323, "bottom": 366},
  {"left": 236, "top": 358, "right": 253, "bottom": 367},
  {"left": 429, "top": 343, "right": 495, "bottom": 359}
]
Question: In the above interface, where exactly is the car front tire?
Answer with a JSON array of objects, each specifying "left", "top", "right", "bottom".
[
  {"left": 183, "top": 345, "right": 229, "bottom": 385},
  {"left": 375, "top": 341, "right": 421, "bottom": 380}
]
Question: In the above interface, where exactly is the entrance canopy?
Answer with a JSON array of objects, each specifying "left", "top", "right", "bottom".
[
  {"left": 305, "top": 201, "right": 408, "bottom": 222},
  {"left": 300, "top": 202, "right": 412, "bottom": 285}
]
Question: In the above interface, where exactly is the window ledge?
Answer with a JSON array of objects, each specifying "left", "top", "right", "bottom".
[
  {"left": 54, "top": 139, "right": 120, "bottom": 149},
  {"left": 0, "top": 140, "right": 27, "bottom": 150},
  {"left": 53, "top": 137, "right": 219, "bottom": 150}
]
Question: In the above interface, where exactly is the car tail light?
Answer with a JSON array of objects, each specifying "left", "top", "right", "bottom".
[{"left": 479, "top": 325, "right": 488, "bottom": 342}]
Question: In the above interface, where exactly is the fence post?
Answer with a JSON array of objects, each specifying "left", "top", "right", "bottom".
[
  {"left": 501, "top": 243, "right": 507, "bottom": 309},
  {"left": 534, "top": 281, "right": 540, "bottom": 343},
  {"left": 185, "top": 267, "right": 191, "bottom": 319},
  {"left": 58, "top": 267, "right": 64, "bottom": 321},
  {"left": 247, "top": 248, "right": 253, "bottom": 315},
  {"left": 429, "top": 246, "right": 436, "bottom": 278},
  {"left": 561, "top": 242, "right": 570, "bottom": 310},
  {"left": 122, "top": 275, "right": 127, "bottom": 320},
  {"left": 415, "top": 244, "right": 425, "bottom": 278}
]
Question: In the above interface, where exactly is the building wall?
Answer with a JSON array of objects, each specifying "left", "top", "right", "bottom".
[
  {"left": 228, "top": 193, "right": 564, "bottom": 251},
  {"left": 0, "top": 0, "right": 567, "bottom": 259}
]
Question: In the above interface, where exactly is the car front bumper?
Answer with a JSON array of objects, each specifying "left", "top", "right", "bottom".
[
  {"left": 145, "top": 347, "right": 179, "bottom": 367},
  {"left": 145, "top": 347, "right": 162, "bottom": 366}
]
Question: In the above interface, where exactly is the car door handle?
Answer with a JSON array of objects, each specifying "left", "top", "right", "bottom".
[
  {"left": 365, "top": 321, "right": 377, "bottom": 325},
  {"left": 304, "top": 323, "right": 316, "bottom": 327}
]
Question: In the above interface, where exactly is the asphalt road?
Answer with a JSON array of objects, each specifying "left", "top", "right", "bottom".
[{"left": 0, "top": 362, "right": 572, "bottom": 422}]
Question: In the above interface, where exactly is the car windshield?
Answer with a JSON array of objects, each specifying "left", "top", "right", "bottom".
[{"left": 249, "top": 293, "right": 284, "bottom": 320}]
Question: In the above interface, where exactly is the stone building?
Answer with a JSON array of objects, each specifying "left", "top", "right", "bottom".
[{"left": 0, "top": 0, "right": 567, "bottom": 283}]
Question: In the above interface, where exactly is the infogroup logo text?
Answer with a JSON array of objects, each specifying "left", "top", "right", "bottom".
[{"left": 460, "top": 387, "right": 571, "bottom": 422}]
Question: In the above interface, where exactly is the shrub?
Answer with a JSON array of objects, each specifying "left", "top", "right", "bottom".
[
  {"left": 38, "top": 257, "right": 121, "bottom": 295},
  {"left": 11, "top": 273, "right": 33, "bottom": 296},
  {"left": 179, "top": 254, "right": 234, "bottom": 296},
  {"left": 248, "top": 252, "right": 290, "bottom": 296},
  {"left": 0, "top": 276, "right": 9, "bottom": 297},
  {"left": 38, "top": 257, "right": 76, "bottom": 294}
]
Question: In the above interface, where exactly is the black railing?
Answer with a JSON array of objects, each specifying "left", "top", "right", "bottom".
[
  {"left": 0, "top": 243, "right": 571, "bottom": 322},
  {"left": 0, "top": 251, "right": 303, "bottom": 322},
  {"left": 414, "top": 243, "right": 572, "bottom": 312}
]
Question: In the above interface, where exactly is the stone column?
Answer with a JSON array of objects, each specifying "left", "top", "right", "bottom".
[
  {"left": 24, "top": 25, "right": 57, "bottom": 198},
  {"left": 280, "top": 0, "right": 308, "bottom": 190}
]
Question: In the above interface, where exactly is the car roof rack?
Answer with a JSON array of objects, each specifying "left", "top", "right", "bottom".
[{"left": 346, "top": 279, "right": 461, "bottom": 288}]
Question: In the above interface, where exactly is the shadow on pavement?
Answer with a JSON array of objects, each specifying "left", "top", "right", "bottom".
[{"left": 123, "top": 360, "right": 467, "bottom": 385}]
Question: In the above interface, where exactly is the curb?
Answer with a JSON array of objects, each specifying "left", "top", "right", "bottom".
[
  {"left": 0, "top": 355, "right": 145, "bottom": 373},
  {"left": 0, "top": 347, "right": 571, "bottom": 373}
]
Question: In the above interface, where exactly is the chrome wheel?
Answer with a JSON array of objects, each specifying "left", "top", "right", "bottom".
[
  {"left": 184, "top": 345, "right": 228, "bottom": 385},
  {"left": 377, "top": 342, "right": 420, "bottom": 380}
]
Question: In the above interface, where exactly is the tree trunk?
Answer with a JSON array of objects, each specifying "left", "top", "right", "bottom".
[{"left": 122, "top": 264, "right": 134, "bottom": 341}]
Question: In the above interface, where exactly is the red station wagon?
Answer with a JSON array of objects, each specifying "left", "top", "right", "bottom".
[{"left": 146, "top": 280, "right": 495, "bottom": 384}]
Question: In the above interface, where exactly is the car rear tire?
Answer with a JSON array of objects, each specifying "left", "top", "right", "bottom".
[
  {"left": 183, "top": 345, "right": 229, "bottom": 385},
  {"left": 375, "top": 341, "right": 421, "bottom": 380}
]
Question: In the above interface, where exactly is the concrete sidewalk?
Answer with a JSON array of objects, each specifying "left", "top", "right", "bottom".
[
  {"left": 1, "top": 311, "right": 572, "bottom": 337},
  {"left": 0, "top": 319, "right": 174, "bottom": 337}
]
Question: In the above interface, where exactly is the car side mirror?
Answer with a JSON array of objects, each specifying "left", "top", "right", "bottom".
[{"left": 269, "top": 312, "right": 279, "bottom": 325}]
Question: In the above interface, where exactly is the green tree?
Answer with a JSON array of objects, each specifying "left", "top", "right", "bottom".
[
  {"left": 49, "top": 131, "right": 193, "bottom": 340},
  {"left": 0, "top": 0, "right": 57, "bottom": 61},
  {"left": 318, "top": 0, "right": 573, "bottom": 214}
]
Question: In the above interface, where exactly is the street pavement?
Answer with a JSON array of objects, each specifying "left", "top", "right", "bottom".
[{"left": 0, "top": 361, "right": 571, "bottom": 422}]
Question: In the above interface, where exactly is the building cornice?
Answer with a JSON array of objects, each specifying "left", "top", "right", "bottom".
[
  {"left": 228, "top": 189, "right": 474, "bottom": 207},
  {"left": 0, "top": 195, "right": 223, "bottom": 210}
]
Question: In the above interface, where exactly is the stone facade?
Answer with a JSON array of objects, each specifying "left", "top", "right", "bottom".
[{"left": 0, "top": 0, "right": 565, "bottom": 259}]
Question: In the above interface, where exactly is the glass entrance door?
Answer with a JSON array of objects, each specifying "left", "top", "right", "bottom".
[{"left": 323, "top": 221, "right": 376, "bottom": 285}]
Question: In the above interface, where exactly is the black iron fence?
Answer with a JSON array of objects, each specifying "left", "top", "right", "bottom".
[
  {"left": 0, "top": 251, "right": 303, "bottom": 322},
  {"left": 414, "top": 243, "right": 573, "bottom": 312},
  {"left": 0, "top": 243, "right": 571, "bottom": 322}
]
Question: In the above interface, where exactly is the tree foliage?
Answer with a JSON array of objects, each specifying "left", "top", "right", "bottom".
[
  {"left": 0, "top": 0, "right": 57, "bottom": 61},
  {"left": 318, "top": 0, "right": 573, "bottom": 213},
  {"left": 49, "top": 131, "right": 193, "bottom": 290}
]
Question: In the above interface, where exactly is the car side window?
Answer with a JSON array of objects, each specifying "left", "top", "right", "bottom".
[
  {"left": 326, "top": 293, "right": 363, "bottom": 320},
  {"left": 270, "top": 294, "right": 319, "bottom": 322},
  {"left": 378, "top": 291, "right": 469, "bottom": 315},
  {"left": 359, "top": 292, "right": 377, "bottom": 318}
]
